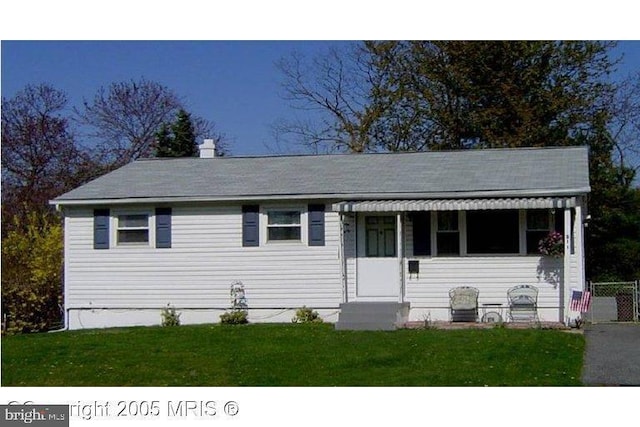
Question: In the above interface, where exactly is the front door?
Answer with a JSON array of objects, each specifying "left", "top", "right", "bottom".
[{"left": 356, "top": 215, "right": 400, "bottom": 299}]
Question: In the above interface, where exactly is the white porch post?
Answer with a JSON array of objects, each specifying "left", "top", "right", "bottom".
[
  {"left": 562, "top": 207, "right": 572, "bottom": 323},
  {"left": 339, "top": 212, "right": 348, "bottom": 303},
  {"left": 397, "top": 212, "right": 404, "bottom": 303},
  {"left": 575, "top": 201, "right": 585, "bottom": 291}
]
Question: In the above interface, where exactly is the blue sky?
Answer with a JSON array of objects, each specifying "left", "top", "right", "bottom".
[
  {"left": 2, "top": 40, "right": 640, "bottom": 156},
  {"left": 1, "top": 41, "right": 354, "bottom": 155}
]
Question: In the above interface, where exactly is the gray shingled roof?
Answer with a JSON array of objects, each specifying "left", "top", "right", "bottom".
[{"left": 53, "top": 146, "right": 590, "bottom": 204}]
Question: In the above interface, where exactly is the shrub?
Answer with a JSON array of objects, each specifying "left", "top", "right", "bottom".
[
  {"left": 220, "top": 310, "right": 248, "bottom": 325},
  {"left": 161, "top": 304, "right": 181, "bottom": 327},
  {"left": 291, "top": 306, "right": 323, "bottom": 323},
  {"left": 1, "top": 212, "right": 63, "bottom": 334}
]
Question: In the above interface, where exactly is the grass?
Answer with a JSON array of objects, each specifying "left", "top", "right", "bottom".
[{"left": 1, "top": 323, "right": 584, "bottom": 386}]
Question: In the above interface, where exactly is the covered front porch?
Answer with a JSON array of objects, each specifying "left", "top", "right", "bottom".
[{"left": 333, "top": 197, "right": 586, "bottom": 330}]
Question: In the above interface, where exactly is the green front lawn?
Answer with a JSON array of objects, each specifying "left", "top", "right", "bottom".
[{"left": 1, "top": 324, "right": 584, "bottom": 386}]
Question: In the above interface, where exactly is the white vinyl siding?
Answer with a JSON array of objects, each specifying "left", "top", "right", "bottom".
[{"left": 64, "top": 203, "right": 341, "bottom": 310}]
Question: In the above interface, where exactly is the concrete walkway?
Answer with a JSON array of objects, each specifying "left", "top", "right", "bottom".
[{"left": 582, "top": 324, "right": 640, "bottom": 386}]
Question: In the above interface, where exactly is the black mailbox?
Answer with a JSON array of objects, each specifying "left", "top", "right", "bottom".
[{"left": 408, "top": 260, "right": 420, "bottom": 274}]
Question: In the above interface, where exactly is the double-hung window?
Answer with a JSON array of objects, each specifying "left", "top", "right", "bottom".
[
  {"left": 116, "top": 214, "right": 150, "bottom": 245},
  {"left": 266, "top": 210, "right": 302, "bottom": 242},
  {"left": 526, "top": 210, "right": 551, "bottom": 254},
  {"left": 436, "top": 211, "right": 460, "bottom": 256}
]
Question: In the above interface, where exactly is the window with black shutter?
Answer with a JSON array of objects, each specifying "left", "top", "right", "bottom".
[
  {"left": 155, "top": 208, "right": 172, "bottom": 248},
  {"left": 242, "top": 205, "right": 260, "bottom": 247},
  {"left": 308, "top": 204, "right": 325, "bottom": 246},
  {"left": 93, "top": 209, "right": 110, "bottom": 249}
]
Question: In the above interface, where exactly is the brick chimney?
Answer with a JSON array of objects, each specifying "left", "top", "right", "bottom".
[{"left": 198, "top": 139, "right": 216, "bottom": 158}]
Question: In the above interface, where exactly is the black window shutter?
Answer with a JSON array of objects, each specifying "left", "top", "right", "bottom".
[
  {"left": 242, "top": 205, "right": 259, "bottom": 247},
  {"left": 156, "top": 207, "right": 172, "bottom": 248},
  {"left": 411, "top": 212, "right": 431, "bottom": 256},
  {"left": 93, "top": 209, "right": 110, "bottom": 249},
  {"left": 308, "top": 204, "right": 325, "bottom": 246}
]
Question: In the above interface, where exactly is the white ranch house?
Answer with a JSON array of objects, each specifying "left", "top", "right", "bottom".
[{"left": 52, "top": 144, "right": 590, "bottom": 330}]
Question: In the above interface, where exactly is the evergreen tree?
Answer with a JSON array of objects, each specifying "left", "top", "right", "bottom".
[
  {"left": 170, "top": 109, "right": 197, "bottom": 157},
  {"left": 154, "top": 123, "right": 173, "bottom": 157},
  {"left": 154, "top": 109, "right": 198, "bottom": 157}
]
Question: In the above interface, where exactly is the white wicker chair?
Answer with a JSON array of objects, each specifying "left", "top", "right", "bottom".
[{"left": 449, "top": 286, "right": 479, "bottom": 322}]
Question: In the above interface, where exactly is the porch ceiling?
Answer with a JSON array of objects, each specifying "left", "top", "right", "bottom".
[{"left": 332, "top": 197, "right": 577, "bottom": 212}]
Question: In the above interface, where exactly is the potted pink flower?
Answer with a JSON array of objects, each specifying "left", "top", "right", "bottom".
[{"left": 538, "top": 231, "right": 564, "bottom": 257}]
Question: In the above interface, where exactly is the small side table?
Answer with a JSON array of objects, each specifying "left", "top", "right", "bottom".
[{"left": 481, "top": 303, "right": 504, "bottom": 323}]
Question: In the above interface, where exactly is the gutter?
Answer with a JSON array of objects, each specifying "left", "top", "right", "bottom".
[{"left": 50, "top": 187, "right": 591, "bottom": 208}]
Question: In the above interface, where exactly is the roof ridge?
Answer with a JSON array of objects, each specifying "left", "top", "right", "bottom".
[{"left": 134, "top": 145, "right": 588, "bottom": 162}]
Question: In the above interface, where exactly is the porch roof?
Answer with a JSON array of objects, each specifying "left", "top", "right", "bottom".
[{"left": 332, "top": 197, "right": 577, "bottom": 212}]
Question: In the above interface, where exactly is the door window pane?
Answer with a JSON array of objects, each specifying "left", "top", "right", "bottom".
[
  {"left": 366, "top": 229, "right": 379, "bottom": 257},
  {"left": 364, "top": 216, "right": 396, "bottom": 258},
  {"left": 384, "top": 229, "right": 396, "bottom": 257}
]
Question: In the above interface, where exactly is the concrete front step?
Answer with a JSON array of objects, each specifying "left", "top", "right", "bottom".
[
  {"left": 335, "top": 302, "right": 410, "bottom": 331},
  {"left": 337, "top": 312, "right": 400, "bottom": 323},
  {"left": 335, "top": 321, "right": 397, "bottom": 331}
]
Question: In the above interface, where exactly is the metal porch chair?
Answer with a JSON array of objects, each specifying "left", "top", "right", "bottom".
[{"left": 507, "top": 284, "right": 539, "bottom": 322}]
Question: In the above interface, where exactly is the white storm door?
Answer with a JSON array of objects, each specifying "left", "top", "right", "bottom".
[{"left": 356, "top": 215, "right": 399, "bottom": 299}]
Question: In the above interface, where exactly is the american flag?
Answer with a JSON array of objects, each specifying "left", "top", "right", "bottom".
[{"left": 570, "top": 289, "right": 592, "bottom": 312}]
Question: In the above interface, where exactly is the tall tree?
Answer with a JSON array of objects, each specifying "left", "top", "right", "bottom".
[
  {"left": 279, "top": 41, "right": 617, "bottom": 153},
  {"left": 609, "top": 71, "right": 640, "bottom": 181},
  {"left": 1, "top": 84, "right": 95, "bottom": 231},
  {"left": 155, "top": 109, "right": 198, "bottom": 157},
  {"left": 365, "top": 41, "right": 616, "bottom": 151},
  {"left": 1, "top": 85, "right": 94, "bottom": 331},
  {"left": 578, "top": 111, "right": 640, "bottom": 281},
  {"left": 279, "top": 41, "right": 638, "bottom": 280},
  {"left": 275, "top": 46, "right": 381, "bottom": 153},
  {"left": 75, "top": 78, "right": 183, "bottom": 169},
  {"left": 77, "top": 78, "right": 228, "bottom": 167}
]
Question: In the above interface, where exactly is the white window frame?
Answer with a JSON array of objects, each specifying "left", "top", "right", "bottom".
[
  {"left": 111, "top": 209, "right": 154, "bottom": 248},
  {"left": 261, "top": 206, "right": 307, "bottom": 245}
]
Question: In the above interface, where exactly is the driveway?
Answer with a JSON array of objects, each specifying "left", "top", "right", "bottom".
[{"left": 582, "top": 324, "right": 640, "bottom": 386}]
